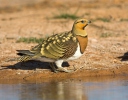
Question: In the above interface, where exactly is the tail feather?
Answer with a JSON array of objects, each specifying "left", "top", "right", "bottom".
[
  {"left": 6, "top": 55, "right": 33, "bottom": 62},
  {"left": 18, "top": 55, "right": 33, "bottom": 62},
  {"left": 17, "top": 50, "right": 34, "bottom": 56},
  {"left": 7, "top": 50, "right": 39, "bottom": 62},
  {"left": 16, "top": 50, "right": 34, "bottom": 61}
]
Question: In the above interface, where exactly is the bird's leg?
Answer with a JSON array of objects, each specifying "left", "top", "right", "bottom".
[
  {"left": 55, "top": 60, "right": 73, "bottom": 73},
  {"left": 49, "top": 62, "right": 58, "bottom": 73}
]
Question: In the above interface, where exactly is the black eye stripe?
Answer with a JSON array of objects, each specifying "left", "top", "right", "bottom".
[
  {"left": 75, "top": 20, "right": 86, "bottom": 24},
  {"left": 81, "top": 20, "right": 84, "bottom": 23}
]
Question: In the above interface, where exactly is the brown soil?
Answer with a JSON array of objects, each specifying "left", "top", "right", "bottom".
[{"left": 0, "top": 0, "right": 128, "bottom": 82}]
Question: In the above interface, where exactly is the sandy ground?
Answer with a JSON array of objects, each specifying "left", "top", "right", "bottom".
[{"left": 0, "top": 0, "right": 128, "bottom": 81}]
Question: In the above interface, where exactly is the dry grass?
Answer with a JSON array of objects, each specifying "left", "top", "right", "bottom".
[{"left": 16, "top": 37, "right": 44, "bottom": 43}]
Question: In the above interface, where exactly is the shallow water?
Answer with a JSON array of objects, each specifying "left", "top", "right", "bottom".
[{"left": 0, "top": 76, "right": 128, "bottom": 100}]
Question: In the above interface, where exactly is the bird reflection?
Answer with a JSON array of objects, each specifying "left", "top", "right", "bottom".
[{"left": 19, "top": 82, "right": 87, "bottom": 100}]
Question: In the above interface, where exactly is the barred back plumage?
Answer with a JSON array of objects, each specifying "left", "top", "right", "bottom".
[{"left": 17, "top": 31, "right": 78, "bottom": 62}]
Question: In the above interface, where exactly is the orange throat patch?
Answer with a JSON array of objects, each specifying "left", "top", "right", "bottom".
[{"left": 76, "top": 35, "right": 88, "bottom": 54}]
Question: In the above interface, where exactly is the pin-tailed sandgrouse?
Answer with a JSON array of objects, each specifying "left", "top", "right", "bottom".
[{"left": 16, "top": 18, "right": 91, "bottom": 72}]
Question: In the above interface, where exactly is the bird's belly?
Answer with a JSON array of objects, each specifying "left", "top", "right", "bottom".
[
  {"left": 32, "top": 57, "right": 55, "bottom": 62},
  {"left": 65, "top": 44, "right": 82, "bottom": 61}
]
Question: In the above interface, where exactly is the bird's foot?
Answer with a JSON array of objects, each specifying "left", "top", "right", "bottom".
[{"left": 56, "top": 67, "right": 74, "bottom": 73}]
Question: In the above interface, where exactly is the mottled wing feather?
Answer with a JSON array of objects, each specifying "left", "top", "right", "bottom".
[
  {"left": 30, "top": 43, "right": 42, "bottom": 53},
  {"left": 28, "top": 31, "right": 78, "bottom": 60},
  {"left": 61, "top": 40, "right": 77, "bottom": 59}
]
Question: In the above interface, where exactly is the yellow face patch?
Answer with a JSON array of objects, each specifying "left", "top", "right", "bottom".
[{"left": 74, "top": 19, "right": 91, "bottom": 30}]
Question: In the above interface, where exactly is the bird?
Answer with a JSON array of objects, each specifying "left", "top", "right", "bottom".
[{"left": 15, "top": 18, "right": 91, "bottom": 73}]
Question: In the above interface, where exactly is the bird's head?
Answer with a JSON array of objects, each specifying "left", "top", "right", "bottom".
[{"left": 72, "top": 18, "right": 91, "bottom": 36}]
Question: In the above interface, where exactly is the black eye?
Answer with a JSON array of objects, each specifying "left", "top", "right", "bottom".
[{"left": 81, "top": 20, "right": 85, "bottom": 23}]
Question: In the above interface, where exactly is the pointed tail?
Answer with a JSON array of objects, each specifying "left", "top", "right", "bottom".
[
  {"left": 6, "top": 55, "right": 33, "bottom": 62},
  {"left": 7, "top": 50, "right": 34, "bottom": 62}
]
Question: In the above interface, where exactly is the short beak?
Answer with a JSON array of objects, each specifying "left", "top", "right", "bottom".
[
  {"left": 83, "top": 20, "right": 91, "bottom": 29},
  {"left": 88, "top": 20, "right": 91, "bottom": 24}
]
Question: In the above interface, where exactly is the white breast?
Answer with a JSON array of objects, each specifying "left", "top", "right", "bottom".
[{"left": 65, "top": 43, "right": 82, "bottom": 61}]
